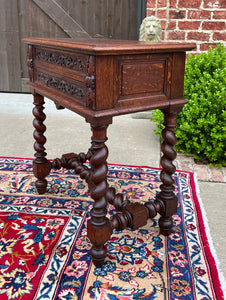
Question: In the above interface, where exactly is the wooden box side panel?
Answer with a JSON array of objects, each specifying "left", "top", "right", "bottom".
[
  {"left": 170, "top": 52, "right": 186, "bottom": 100},
  {"left": 115, "top": 54, "right": 172, "bottom": 108},
  {"left": 95, "top": 56, "right": 118, "bottom": 111}
]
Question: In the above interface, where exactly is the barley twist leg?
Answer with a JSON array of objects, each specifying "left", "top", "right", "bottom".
[
  {"left": 87, "top": 124, "right": 112, "bottom": 267},
  {"left": 32, "top": 93, "right": 51, "bottom": 194},
  {"left": 157, "top": 108, "right": 181, "bottom": 236}
]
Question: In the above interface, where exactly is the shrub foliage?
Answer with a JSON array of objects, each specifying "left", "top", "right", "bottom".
[{"left": 151, "top": 44, "right": 226, "bottom": 167}]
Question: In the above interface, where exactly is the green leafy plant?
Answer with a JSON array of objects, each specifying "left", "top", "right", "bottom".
[{"left": 151, "top": 44, "right": 226, "bottom": 167}]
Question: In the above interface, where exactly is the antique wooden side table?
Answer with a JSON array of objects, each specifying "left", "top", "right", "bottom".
[{"left": 24, "top": 38, "right": 195, "bottom": 267}]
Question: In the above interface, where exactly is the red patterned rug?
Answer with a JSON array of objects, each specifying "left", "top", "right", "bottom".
[{"left": 0, "top": 157, "right": 225, "bottom": 299}]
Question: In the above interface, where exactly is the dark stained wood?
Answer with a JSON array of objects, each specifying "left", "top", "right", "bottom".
[
  {"left": 157, "top": 106, "right": 182, "bottom": 235},
  {"left": 23, "top": 38, "right": 196, "bottom": 54},
  {"left": 170, "top": 52, "right": 187, "bottom": 100},
  {"left": 23, "top": 38, "right": 195, "bottom": 121},
  {"left": 25, "top": 38, "right": 195, "bottom": 266},
  {"left": 95, "top": 55, "right": 116, "bottom": 110},
  {"left": 32, "top": 93, "right": 51, "bottom": 194},
  {"left": 87, "top": 124, "right": 112, "bottom": 267},
  {"left": 1, "top": 0, "right": 145, "bottom": 92},
  {"left": 121, "top": 61, "right": 165, "bottom": 95}
]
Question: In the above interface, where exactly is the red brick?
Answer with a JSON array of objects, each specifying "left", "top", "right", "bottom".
[
  {"left": 178, "top": 0, "right": 202, "bottom": 8},
  {"left": 157, "top": 9, "right": 167, "bottom": 18},
  {"left": 213, "top": 32, "right": 226, "bottom": 40},
  {"left": 204, "top": 0, "right": 226, "bottom": 8},
  {"left": 167, "top": 20, "right": 177, "bottom": 30},
  {"left": 176, "top": 154, "right": 194, "bottom": 163},
  {"left": 187, "top": 32, "right": 210, "bottom": 41},
  {"left": 146, "top": 9, "right": 155, "bottom": 17},
  {"left": 210, "top": 167, "right": 225, "bottom": 182},
  {"left": 186, "top": 50, "right": 198, "bottom": 57},
  {"left": 200, "top": 43, "right": 217, "bottom": 51},
  {"left": 213, "top": 11, "right": 226, "bottom": 19},
  {"left": 147, "top": 0, "right": 156, "bottom": 8},
  {"left": 178, "top": 21, "right": 201, "bottom": 30},
  {"left": 180, "top": 162, "right": 193, "bottom": 172},
  {"left": 169, "top": 9, "right": 186, "bottom": 19},
  {"left": 193, "top": 165, "right": 210, "bottom": 181},
  {"left": 169, "top": 0, "right": 178, "bottom": 7},
  {"left": 202, "top": 21, "right": 226, "bottom": 30},
  {"left": 167, "top": 31, "right": 186, "bottom": 40},
  {"left": 161, "top": 20, "right": 167, "bottom": 29},
  {"left": 188, "top": 10, "right": 211, "bottom": 19},
  {"left": 157, "top": 0, "right": 167, "bottom": 7},
  {"left": 162, "top": 31, "right": 166, "bottom": 40}
]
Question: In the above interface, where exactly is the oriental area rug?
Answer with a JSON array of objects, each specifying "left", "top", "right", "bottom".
[{"left": 0, "top": 157, "right": 224, "bottom": 300}]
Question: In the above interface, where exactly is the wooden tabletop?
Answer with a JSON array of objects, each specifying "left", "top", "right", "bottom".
[{"left": 23, "top": 38, "right": 196, "bottom": 55}]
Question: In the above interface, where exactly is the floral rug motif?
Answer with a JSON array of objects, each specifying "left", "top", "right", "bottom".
[{"left": 0, "top": 157, "right": 224, "bottom": 299}]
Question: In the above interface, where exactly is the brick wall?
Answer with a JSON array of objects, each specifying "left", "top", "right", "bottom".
[{"left": 147, "top": 0, "right": 226, "bottom": 53}]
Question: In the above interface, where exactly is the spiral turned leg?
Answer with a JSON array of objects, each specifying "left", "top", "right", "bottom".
[
  {"left": 87, "top": 124, "right": 112, "bottom": 267},
  {"left": 32, "top": 93, "right": 51, "bottom": 194},
  {"left": 157, "top": 108, "right": 180, "bottom": 236}
]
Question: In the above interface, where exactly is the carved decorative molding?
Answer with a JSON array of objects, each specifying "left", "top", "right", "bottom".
[
  {"left": 27, "top": 45, "right": 34, "bottom": 82},
  {"left": 85, "top": 56, "right": 96, "bottom": 108},
  {"left": 37, "top": 72, "right": 85, "bottom": 99},
  {"left": 36, "top": 49, "right": 87, "bottom": 72}
]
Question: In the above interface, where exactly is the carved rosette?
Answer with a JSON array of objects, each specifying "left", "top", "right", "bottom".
[
  {"left": 27, "top": 45, "right": 34, "bottom": 82},
  {"left": 85, "top": 56, "right": 96, "bottom": 108}
]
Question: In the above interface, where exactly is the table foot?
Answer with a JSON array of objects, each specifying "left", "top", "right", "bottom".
[
  {"left": 33, "top": 161, "right": 51, "bottom": 194},
  {"left": 34, "top": 180, "right": 47, "bottom": 194},
  {"left": 87, "top": 219, "right": 112, "bottom": 267},
  {"left": 159, "top": 216, "right": 174, "bottom": 236},
  {"left": 90, "top": 246, "right": 107, "bottom": 268}
]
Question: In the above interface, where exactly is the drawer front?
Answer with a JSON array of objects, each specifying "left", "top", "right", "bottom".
[
  {"left": 32, "top": 47, "right": 96, "bottom": 109},
  {"left": 116, "top": 54, "right": 172, "bottom": 107}
]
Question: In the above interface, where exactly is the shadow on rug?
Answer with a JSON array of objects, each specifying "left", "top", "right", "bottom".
[{"left": 0, "top": 157, "right": 224, "bottom": 299}]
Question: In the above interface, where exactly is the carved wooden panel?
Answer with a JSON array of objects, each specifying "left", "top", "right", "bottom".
[
  {"left": 121, "top": 61, "right": 165, "bottom": 96},
  {"left": 117, "top": 54, "right": 171, "bottom": 107},
  {"left": 36, "top": 72, "right": 85, "bottom": 99},
  {"left": 1, "top": 0, "right": 145, "bottom": 92},
  {"left": 33, "top": 47, "right": 96, "bottom": 109},
  {"left": 35, "top": 48, "right": 87, "bottom": 73}
]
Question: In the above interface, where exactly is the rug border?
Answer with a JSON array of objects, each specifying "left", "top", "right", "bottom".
[
  {"left": 186, "top": 171, "right": 225, "bottom": 299},
  {"left": 192, "top": 174, "right": 226, "bottom": 299},
  {"left": 1, "top": 156, "right": 225, "bottom": 298},
  {"left": 0, "top": 156, "right": 192, "bottom": 172}
]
